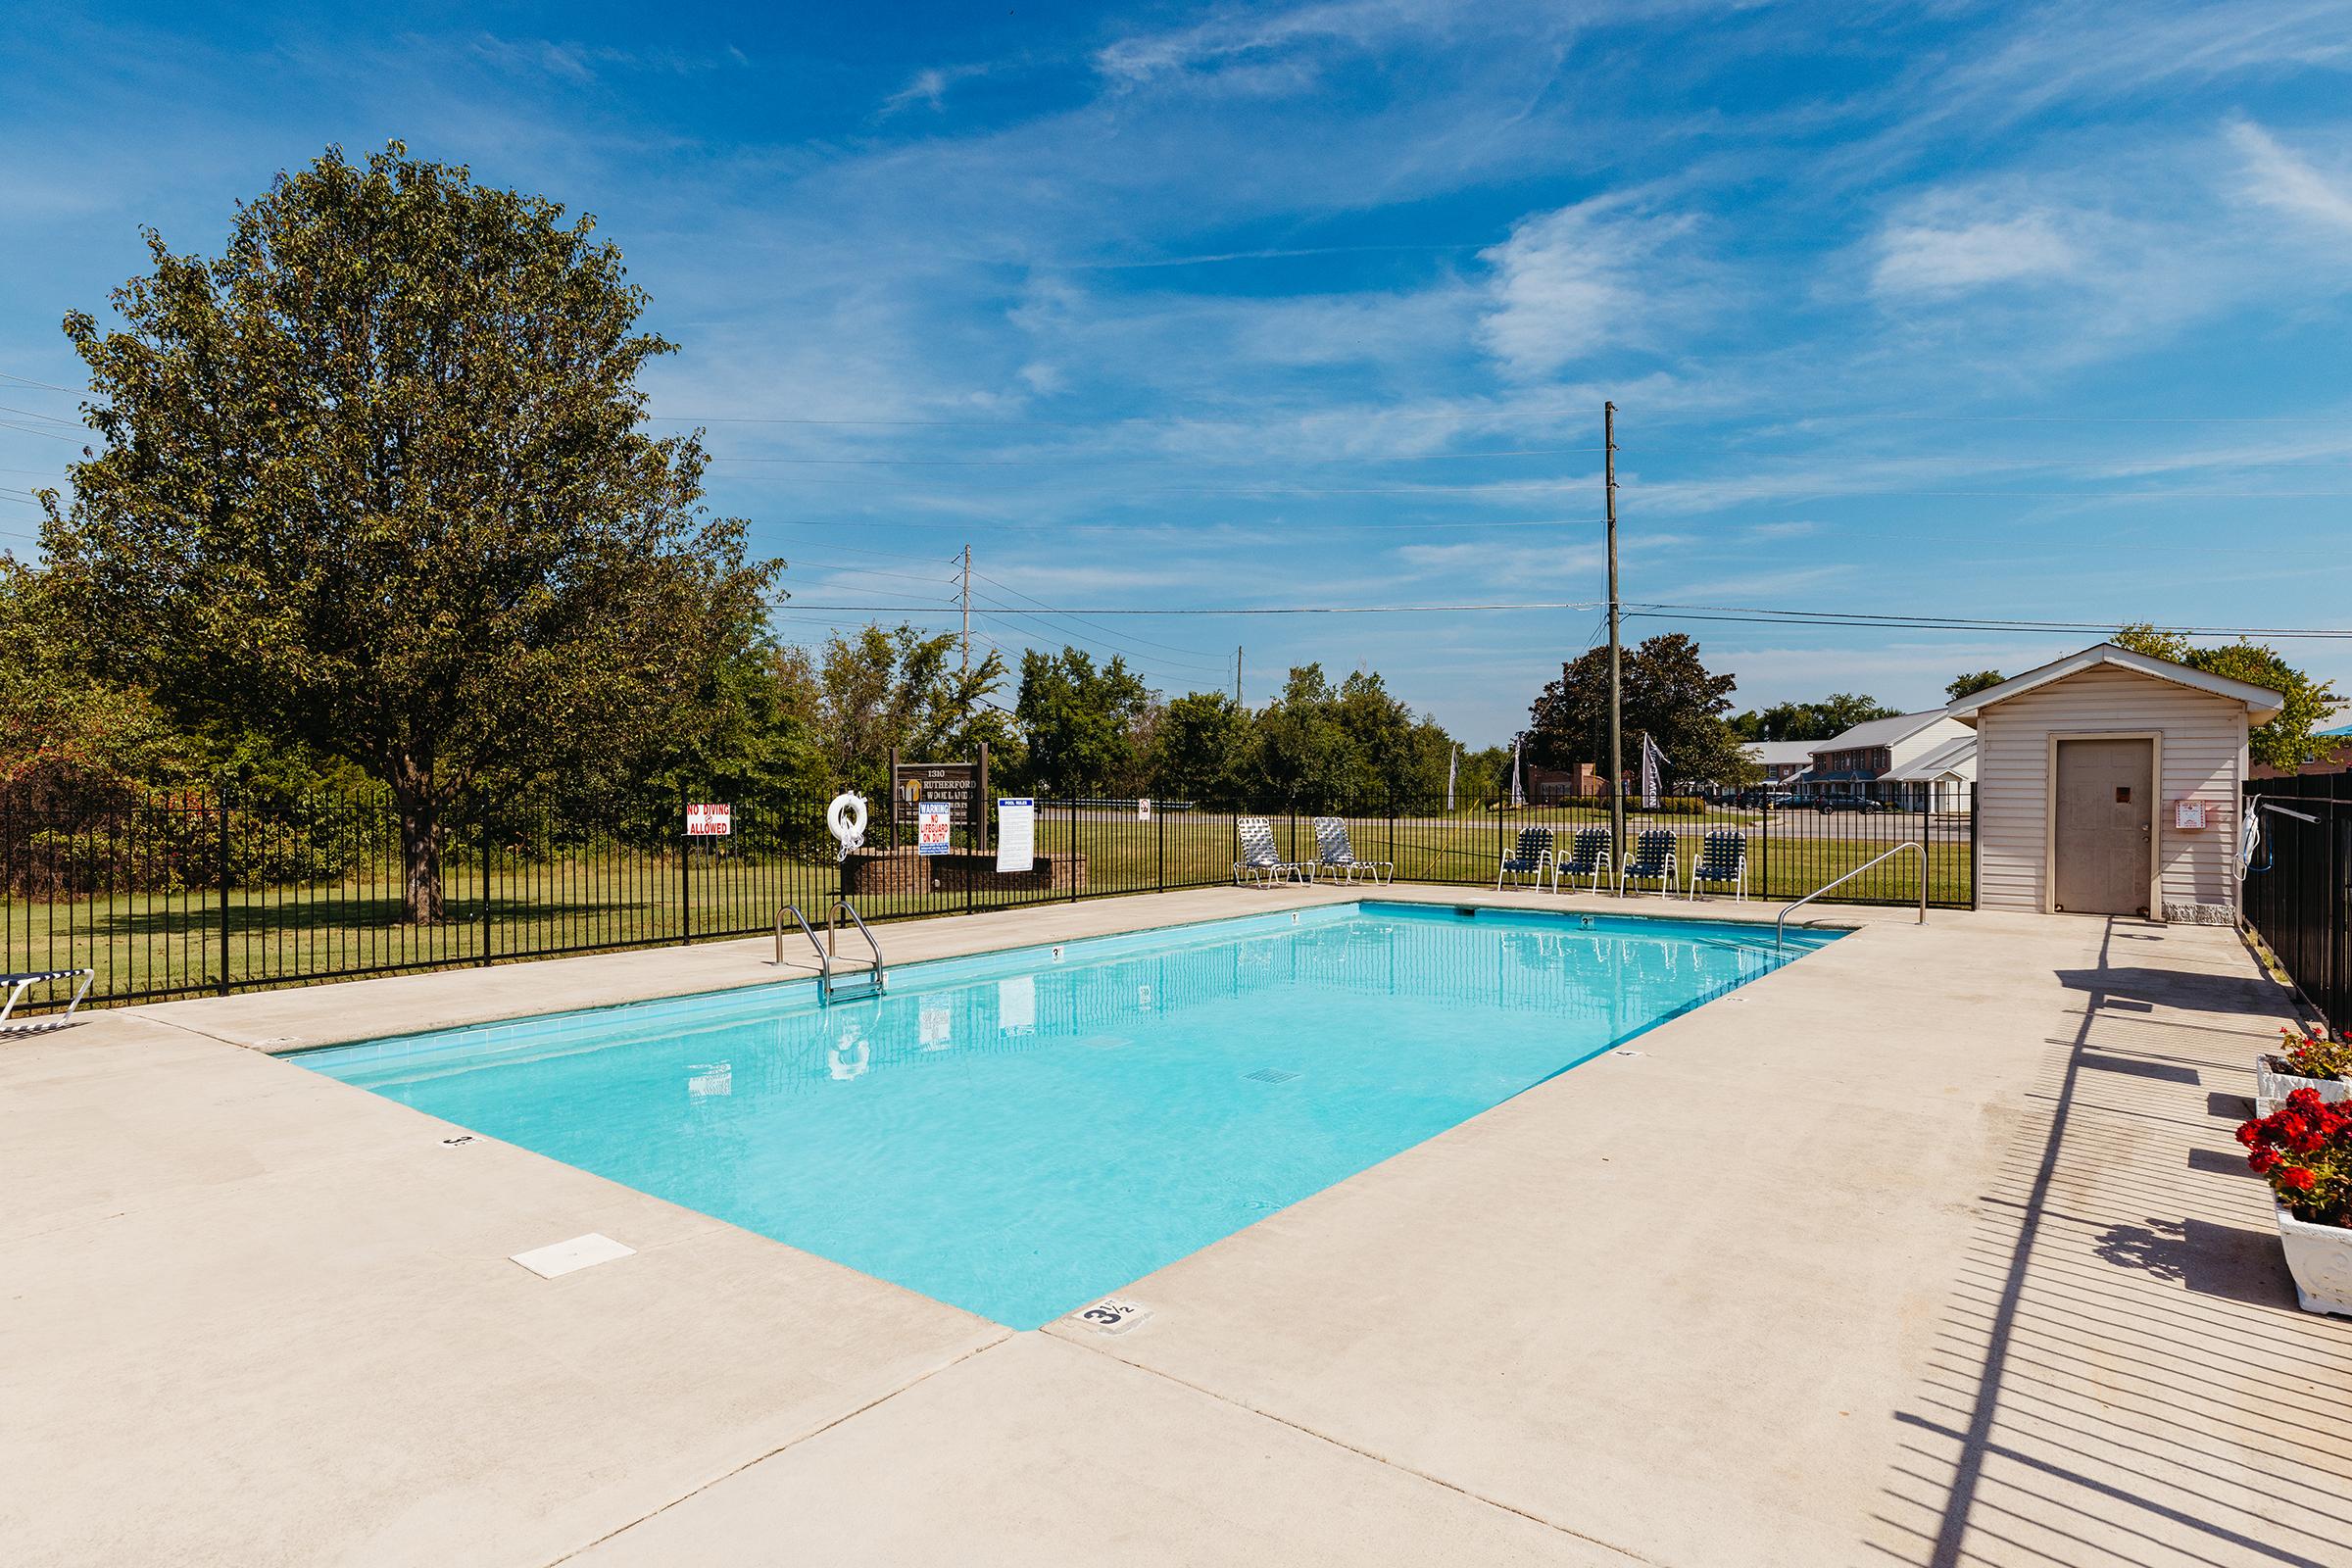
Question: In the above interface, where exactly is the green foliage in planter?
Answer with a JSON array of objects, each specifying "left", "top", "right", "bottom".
[{"left": 2275, "top": 1025, "right": 2352, "bottom": 1083}]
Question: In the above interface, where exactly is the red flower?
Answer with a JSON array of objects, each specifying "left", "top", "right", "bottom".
[
  {"left": 2281, "top": 1166, "right": 2317, "bottom": 1193},
  {"left": 2249, "top": 1149, "right": 2277, "bottom": 1174}
]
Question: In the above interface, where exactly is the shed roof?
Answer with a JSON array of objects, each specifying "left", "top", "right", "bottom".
[{"left": 1944, "top": 642, "right": 2285, "bottom": 723}]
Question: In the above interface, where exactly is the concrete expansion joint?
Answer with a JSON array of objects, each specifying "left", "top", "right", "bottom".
[
  {"left": 1053, "top": 1335, "right": 1664, "bottom": 1566},
  {"left": 540, "top": 1329, "right": 1015, "bottom": 1567}
]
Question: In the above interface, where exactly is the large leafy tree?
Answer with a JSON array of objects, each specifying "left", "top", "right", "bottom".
[
  {"left": 1729, "top": 692, "right": 1901, "bottom": 743},
  {"left": 782, "top": 624, "right": 1011, "bottom": 798},
  {"left": 1149, "top": 691, "right": 1252, "bottom": 806},
  {"left": 1945, "top": 669, "right": 2004, "bottom": 701},
  {"left": 2112, "top": 624, "right": 2336, "bottom": 770},
  {"left": 1528, "top": 632, "right": 1747, "bottom": 785},
  {"left": 39, "top": 143, "right": 779, "bottom": 920},
  {"left": 1014, "top": 647, "right": 1154, "bottom": 796},
  {"left": 0, "top": 559, "right": 187, "bottom": 796}
]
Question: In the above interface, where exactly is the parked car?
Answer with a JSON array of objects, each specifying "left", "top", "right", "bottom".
[{"left": 1813, "top": 793, "right": 1889, "bottom": 814}]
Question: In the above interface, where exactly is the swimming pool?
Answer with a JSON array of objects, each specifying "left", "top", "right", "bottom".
[{"left": 298, "top": 902, "right": 1838, "bottom": 1328}]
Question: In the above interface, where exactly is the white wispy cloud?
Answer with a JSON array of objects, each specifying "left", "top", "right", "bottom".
[
  {"left": 1476, "top": 196, "right": 1706, "bottom": 378},
  {"left": 1872, "top": 210, "right": 2082, "bottom": 297},
  {"left": 1095, "top": 0, "right": 1452, "bottom": 85},
  {"left": 881, "top": 63, "right": 990, "bottom": 117},
  {"left": 2230, "top": 120, "right": 2352, "bottom": 232}
]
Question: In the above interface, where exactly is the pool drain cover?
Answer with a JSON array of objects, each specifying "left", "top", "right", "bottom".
[{"left": 1245, "top": 1068, "right": 1300, "bottom": 1084}]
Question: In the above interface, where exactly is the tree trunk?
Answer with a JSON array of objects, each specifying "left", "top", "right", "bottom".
[{"left": 391, "top": 760, "right": 446, "bottom": 924}]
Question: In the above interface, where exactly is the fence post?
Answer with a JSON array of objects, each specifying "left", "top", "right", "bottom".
[
  {"left": 477, "top": 802, "right": 492, "bottom": 967},
  {"left": 678, "top": 786, "right": 691, "bottom": 945},
  {"left": 1967, "top": 783, "right": 1980, "bottom": 911},
  {"left": 216, "top": 783, "right": 231, "bottom": 997},
  {"left": 1157, "top": 799, "right": 1165, "bottom": 892},
  {"left": 1069, "top": 799, "right": 1080, "bottom": 904}
]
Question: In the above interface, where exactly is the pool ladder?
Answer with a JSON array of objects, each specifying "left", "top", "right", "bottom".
[{"left": 776, "top": 899, "right": 887, "bottom": 1003}]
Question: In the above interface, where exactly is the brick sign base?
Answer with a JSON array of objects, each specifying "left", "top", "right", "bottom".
[{"left": 841, "top": 847, "right": 1087, "bottom": 898}]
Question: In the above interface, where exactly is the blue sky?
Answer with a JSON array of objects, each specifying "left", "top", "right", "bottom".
[{"left": 5, "top": 1, "right": 2351, "bottom": 744}]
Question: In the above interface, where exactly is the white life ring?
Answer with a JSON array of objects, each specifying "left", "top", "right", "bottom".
[
  {"left": 826, "top": 792, "right": 869, "bottom": 858},
  {"left": 828, "top": 1037, "right": 869, "bottom": 1082}
]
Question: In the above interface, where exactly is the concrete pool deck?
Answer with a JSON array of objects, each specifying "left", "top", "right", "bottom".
[{"left": 5, "top": 887, "right": 2349, "bottom": 1566}]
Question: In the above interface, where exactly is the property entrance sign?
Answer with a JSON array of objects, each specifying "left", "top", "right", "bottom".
[
  {"left": 685, "top": 803, "right": 732, "bottom": 837},
  {"left": 893, "top": 760, "right": 979, "bottom": 825},
  {"left": 916, "top": 800, "right": 953, "bottom": 856},
  {"left": 996, "top": 798, "right": 1035, "bottom": 873}
]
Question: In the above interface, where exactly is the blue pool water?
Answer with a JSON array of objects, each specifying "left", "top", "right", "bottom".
[{"left": 298, "top": 903, "right": 1838, "bottom": 1327}]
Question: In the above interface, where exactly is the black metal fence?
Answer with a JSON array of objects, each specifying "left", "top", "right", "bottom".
[
  {"left": 3, "top": 781, "right": 1974, "bottom": 1013},
  {"left": 2242, "top": 773, "right": 2352, "bottom": 1031}
]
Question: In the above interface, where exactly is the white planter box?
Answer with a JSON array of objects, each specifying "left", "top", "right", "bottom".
[
  {"left": 2277, "top": 1202, "right": 2352, "bottom": 1317},
  {"left": 2254, "top": 1055, "right": 2350, "bottom": 1117}
]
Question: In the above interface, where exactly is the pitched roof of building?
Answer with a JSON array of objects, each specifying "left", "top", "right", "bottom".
[
  {"left": 1808, "top": 710, "right": 1954, "bottom": 754},
  {"left": 1881, "top": 735, "right": 1977, "bottom": 782},
  {"left": 1944, "top": 642, "right": 2285, "bottom": 721},
  {"left": 1741, "top": 741, "right": 1817, "bottom": 765}
]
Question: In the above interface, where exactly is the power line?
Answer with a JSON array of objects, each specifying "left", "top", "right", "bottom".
[
  {"left": 0, "top": 404, "right": 78, "bottom": 427},
  {"left": 706, "top": 446, "right": 1605, "bottom": 466},
  {"left": 968, "top": 568, "right": 1224, "bottom": 662},
  {"left": 653, "top": 408, "right": 1601, "bottom": 431},
  {"left": 761, "top": 514, "right": 1612, "bottom": 532},
  {"left": 0, "top": 370, "right": 77, "bottom": 392},
  {"left": 762, "top": 596, "right": 2352, "bottom": 638},
  {"left": 1621, "top": 483, "right": 2352, "bottom": 500},
  {"left": 0, "top": 421, "right": 81, "bottom": 444},
  {"left": 967, "top": 595, "right": 1230, "bottom": 675}
]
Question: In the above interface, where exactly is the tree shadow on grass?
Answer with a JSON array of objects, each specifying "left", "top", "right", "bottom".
[{"left": 88, "top": 895, "right": 662, "bottom": 937}]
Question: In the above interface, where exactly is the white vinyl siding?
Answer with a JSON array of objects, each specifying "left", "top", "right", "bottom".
[{"left": 1975, "top": 664, "right": 2247, "bottom": 915}]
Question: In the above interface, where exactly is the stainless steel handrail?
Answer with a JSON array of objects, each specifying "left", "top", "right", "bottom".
[
  {"left": 829, "top": 898, "right": 887, "bottom": 996},
  {"left": 775, "top": 900, "right": 886, "bottom": 1000},
  {"left": 1775, "top": 841, "right": 1926, "bottom": 952},
  {"left": 776, "top": 904, "right": 827, "bottom": 981}
]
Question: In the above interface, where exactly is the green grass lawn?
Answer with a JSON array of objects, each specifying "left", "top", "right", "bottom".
[{"left": 5, "top": 810, "right": 1968, "bottom": 1009}]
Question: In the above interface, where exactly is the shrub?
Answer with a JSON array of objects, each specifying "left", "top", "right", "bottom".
[
  {"left": 2238, "top": 1087, "right": 2352, "bottom": 1227},
  {"left": 1634, "top": 796, "right": 1706, "bottom": 816},
  {"left": 2271, "top": 1025, "right": 2352, "bottom": 1083}
]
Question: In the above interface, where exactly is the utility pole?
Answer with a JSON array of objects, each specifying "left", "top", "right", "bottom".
[
  {"left": 960, "top": 544, "right": 972, "bottom": 677},
  {"left": 1234, "top": 646, "right": 1243, "bottom": 708},
  {"left": 1605, "top": 400, "right": 1625, "bottom": 884}
]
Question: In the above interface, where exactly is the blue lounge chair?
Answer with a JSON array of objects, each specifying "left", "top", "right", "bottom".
[
  {"left": 1, "top": 966, "right": 95, "bottom": 1029},
  {"left": 1686, "top": 830, "right": 1748, "bottom": 901},
  {"left": 1618, "top": 829, "right": 1678, "bottom": 897},
  {"left": 1496, "top": 826, "right": 1555, "bottom": 889},
  {"left": 1555, "top": 827, "right": 1612, "bottom": 893}
]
